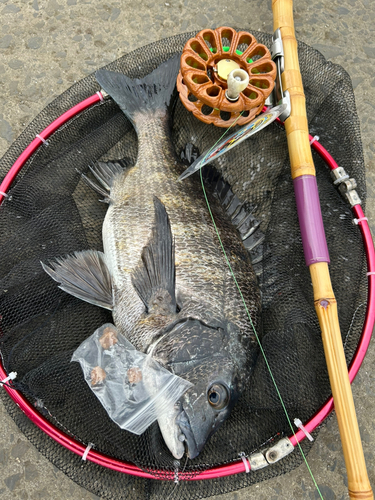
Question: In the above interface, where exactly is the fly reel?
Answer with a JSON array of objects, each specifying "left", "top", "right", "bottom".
[{"left": 177, "top": 27, "right": 277, "bottom": 127}]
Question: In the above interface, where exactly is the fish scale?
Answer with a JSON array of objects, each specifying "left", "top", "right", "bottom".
[
  {"left": 106, "top": 113, "right": 258, "bottom": 353},
  {"left": 43, "top": 55, "right": 262, "bottom": 459}
]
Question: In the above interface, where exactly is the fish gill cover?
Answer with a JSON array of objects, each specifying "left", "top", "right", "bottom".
[{"left": 0, "top": 31, "right": 367, "bottom": 499}]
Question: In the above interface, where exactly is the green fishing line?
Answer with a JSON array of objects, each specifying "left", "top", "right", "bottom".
[
  {"left": 199, "top": 111, "right": 244, "bottom": 166},
  {"left": 199, "top": 168, "right": 324, "bottom": 500}
]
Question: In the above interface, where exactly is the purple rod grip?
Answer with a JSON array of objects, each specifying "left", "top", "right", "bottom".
[{"left": 293, "top": 175, "right": 330, "bottom": 266}]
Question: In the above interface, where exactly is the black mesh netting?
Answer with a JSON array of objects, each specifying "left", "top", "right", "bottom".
[{"left": 0, "top": 30, "right": 367, "bottom": 499}]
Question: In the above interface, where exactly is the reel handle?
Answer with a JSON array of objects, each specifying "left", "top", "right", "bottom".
[{"left": 226, "top": 69, "right": 250, "bottom": 101}]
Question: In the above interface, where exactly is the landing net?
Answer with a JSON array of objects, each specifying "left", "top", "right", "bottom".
[{"left": 0, "top": 31, "right": 369, "bottom": 499}]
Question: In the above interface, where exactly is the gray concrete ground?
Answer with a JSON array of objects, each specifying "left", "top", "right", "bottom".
[{"left": 0, "top": 0, "right": 374, "bottom": 498}]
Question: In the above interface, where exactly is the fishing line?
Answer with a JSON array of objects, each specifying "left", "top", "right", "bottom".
[
  {"left": 343, "top": 303, "right": 365, "bottom": 353},
  {"left": 199, "top": 169, "right": 324, "bottom": 500},
  {"left": 165, "top": 455, "right": 190, "bottom": 500},
  {"left": 197, "top": 110, "right": 245, "bottom": 167}
]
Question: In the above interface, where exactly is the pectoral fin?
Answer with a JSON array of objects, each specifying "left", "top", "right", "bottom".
[
  {"left": 131, "top": 197, "right": 176, "bottom": 315},
  {"left": 42, "top": 250, "right": 113, "bottom": 310}
]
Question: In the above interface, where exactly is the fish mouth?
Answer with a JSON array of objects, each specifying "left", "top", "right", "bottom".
[{"left": 176, "top": 409, "right": 199, "bottom": 459}]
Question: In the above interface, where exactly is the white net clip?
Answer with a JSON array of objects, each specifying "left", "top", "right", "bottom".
[
  {"left": 1, "top": 371, "right": 17, "bottom": 384},
  {"left": 36, "top": 134, "right": 49, "bottom": 146},
  {"left": 310, "top": 135, "right": 319, "bottom": 145},
  {"left": 0, "top": 190, "right": 8, "bottom": 198},
  {"left": 173, "top": 460, "right": 180, "bottom": 484},
  {"left": 353, "top": 217, "right": 368, "bottom": 225},
  {"left": 96, "top": 91, "right": 104, "bottom": 102},
  {"left": 367, "top": 272, "right": 375, "bottom": 276},
  {"left": 239, "top": 452, "right": 250, "bottom": 473},
  {"left": 82, "top": 442, "right": 94, "bottom": 461},
  {"left": 294, "top": 418, "right": 313, "bottom": 442}
]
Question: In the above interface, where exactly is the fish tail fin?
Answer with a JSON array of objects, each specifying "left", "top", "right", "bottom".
[{"left": 95, "top": 54, "right": 181, "bottom": 128}]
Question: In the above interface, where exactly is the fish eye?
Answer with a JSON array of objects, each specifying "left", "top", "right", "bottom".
[{"left": 207, "top": 383, "right": 230, "bottom": 410}]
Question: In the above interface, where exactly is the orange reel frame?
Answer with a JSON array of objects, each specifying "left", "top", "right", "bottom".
[{"left": 177, "top": 27, "right": 277, "bottom": 127}]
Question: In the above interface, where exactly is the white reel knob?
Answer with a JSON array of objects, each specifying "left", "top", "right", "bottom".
[{"left": 226, "top": 69, "right": 250, "bottom": 102}]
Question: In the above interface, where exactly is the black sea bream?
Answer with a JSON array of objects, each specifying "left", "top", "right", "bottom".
[{"left": 42, "top": 55, "right": 261, "bottom": 459}]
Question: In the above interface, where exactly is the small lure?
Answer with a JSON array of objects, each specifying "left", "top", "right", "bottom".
[{"left": 179, "top": 103, "right": 287, "bottom": 181}]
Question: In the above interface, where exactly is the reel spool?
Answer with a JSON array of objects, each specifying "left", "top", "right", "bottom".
[{"left": 177, "top": 27, "right": 277, "bottom": 127}]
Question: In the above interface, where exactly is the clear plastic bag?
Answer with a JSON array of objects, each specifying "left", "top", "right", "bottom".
[{"left": 71, "top": 323, "right": 192, "bottom": 435}]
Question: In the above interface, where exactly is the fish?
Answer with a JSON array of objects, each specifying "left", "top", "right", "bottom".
[{"left": 42, "top": 54, "right": 262, "bottom": 460}]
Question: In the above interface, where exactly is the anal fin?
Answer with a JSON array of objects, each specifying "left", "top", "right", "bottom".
[
  {"left": 90, "top": 160, "right": 128, "bottom": 191},
  {"left": 81, "top": 172, "right": 109, "bottom": 200},
  {"left": 80, "top": 159, "right": 130, "bottom": 202},
  {"left": 131, "top": 197, "right": 176, "bottom": 315},
  {"left": 42, "top": 250, "right": 113, "bottom": 310}
]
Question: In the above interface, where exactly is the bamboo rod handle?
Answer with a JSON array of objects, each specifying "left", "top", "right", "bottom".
[
  {"left": 314, "top": 272, "right": 373, "bottom": 500},
  {"left": 272, "top": 1, "right": 373, "bottom": 498}
]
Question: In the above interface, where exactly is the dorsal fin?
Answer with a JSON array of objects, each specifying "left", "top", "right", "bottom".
[
  {"left": 131, "top": 197, "right": 176, "bottom": 315},
  {"left": 201, "top": 164, "right": 265, "bottom": 274}
]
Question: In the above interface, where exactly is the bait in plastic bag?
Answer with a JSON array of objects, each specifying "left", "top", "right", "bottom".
[{"left": 71, "top": 323, "right": 193, "bottom": 435}]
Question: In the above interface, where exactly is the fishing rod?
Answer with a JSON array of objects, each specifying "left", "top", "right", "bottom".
[{"left": 272, "top": 0, "right": 373, "bottom": 498}]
